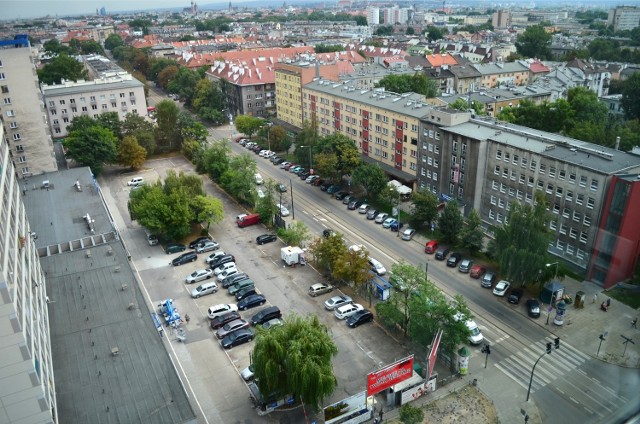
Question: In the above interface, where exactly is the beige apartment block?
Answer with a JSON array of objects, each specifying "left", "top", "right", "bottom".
[
  {"left": 0, "top": 41, "right": 57, "bottom": 178},
  {"left": 41, "top": 74, "right": 146, "bottom": 139},
  {"left": 302, "top": 80, "right": 427, "bottom": 185},
  {"left": 0, "top": 122, "right": 58, "bottom": 424}
]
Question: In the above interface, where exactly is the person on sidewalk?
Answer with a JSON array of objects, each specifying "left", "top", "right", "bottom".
[
  {"left": 632, "top": 317, "right": 638, "bottom": 329},
  {"left": 593, "top": 293, "right": 598, "bottom": 304}
]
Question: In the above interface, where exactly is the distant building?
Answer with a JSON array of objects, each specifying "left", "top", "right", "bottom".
[
  {"left": 367, "top": 7, "right": 380, "bottom": 26},
  {"left": 41, "top": 56, "right": 147, "bottom": 139},
  {"left": 492, "top": 10, "right": 512, "bottom": 29},
  {"left": 608, "top": 6, "right": 640, "bottom": 32},
  {"left": 0, "top": 120, "right": 58, "bottom": 424},
  {"left": 0, "top": 35, "right": 57, "bottom": 178}
]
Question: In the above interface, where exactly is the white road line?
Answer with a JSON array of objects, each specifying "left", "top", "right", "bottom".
[{"left": 494, "top": 363, "right": 530, "bottom": 390}]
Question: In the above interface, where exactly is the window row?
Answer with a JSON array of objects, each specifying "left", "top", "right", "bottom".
[{"left": 48, "top": 92, "right": 137, "bottom": 106}]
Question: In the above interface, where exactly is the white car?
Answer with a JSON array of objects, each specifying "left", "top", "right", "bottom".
[
  {"left": 334, "top": 303, "right": 364, "bottom": 320},
  {"left": 185, "top": 268, "right": 214, "bottom": 284},
  {"left": 205, "top": 251, "right": 226, "bottom": 264},
  {"left": 493, "top": 280, "right": 511, "bottom": 297},
  {"left": 375, "top": 213, "right": 389, "bottom": 223},
  {"left": 324, "top": 295, "right": 353, "bottom": 310},
  {"left": 255, "top": 173, "right": 263, "bottom": 185},
  {"left": 207, "top": 303, "right": 238, "bottom": 319},
  {"left": 277, "top": 204, "right": 290, "bottom": 217},
  {"left": 279, "top": 161, "right": 291, "bottom": 169},
  {"left": 348, "top": 244, "right": 365, "bottom": 254},
  {"left": 127, "top": 177, "right": 144, "bottom": 186},
  {"left": 217, "top": 267, "right": 239, "bottom": 282},
  {"left": 305, "top": 175, "right": 319, "bottom": 184},
  {"left": 213, "top": 262, "right": 236, "bottom": 275},
  {"left": 369, "top": 258, "right": 386, "bottom": 276},
  {"left": 256, "top": 188, "right": 265, "bottom": 199}
]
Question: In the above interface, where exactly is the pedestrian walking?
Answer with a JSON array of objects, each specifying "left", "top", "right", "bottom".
[
  {"left": 379, "top": 409, "right": 384, "bottom": 422},
  {"left": 606, "top": 298, "right": 611, "bottom": 308},
  {"left": 632, "top": 317, "right": 638, "bottom": 329},
  {"left": 593, "top": 293, "right": 598, "bottom": 304}
]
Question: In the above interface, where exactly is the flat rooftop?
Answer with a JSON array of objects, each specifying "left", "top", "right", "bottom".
[{"left": 22, "top": 167, "right": 196, "bottom": 424}]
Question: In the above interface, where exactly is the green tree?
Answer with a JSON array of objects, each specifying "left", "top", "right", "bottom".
[
  {"left": 622, "top": 72, "right": 640, "bottom": 120},
  {"left": 167, "top": 66, "right": 200, "bottom": 105},
  {"left": 117, "top": 135, "right": 147, "bottom": 169},
  {"left": 377, "top": 263, "right": 426, "bottom": 336},
  {"left": 43, "top": 38, "right": 76, "bottom": 55},
  {"left": 313, "top": 152, "right": 339, "bottom": 182},
  {"left": 515, "top": 24, "right": 552, "bottom": 59},
  {"left": 566, "top": 87, "right": 608, "bottom": 126},
  {"left": 488, "top": 192, "right": 553, "bottom": 286},
  {"left": 191, "top": 194, "right": 224, "bottom": 231},
  {"left": 309, "top": 232, "right": 348, "bottom": 275},
  {"left": 178, "top": 113, "right": 208, "bottom": 145},
  {"left": 438, "top": 201, "right": 463, "bottom": 245},
  {"left": 354, "top": 15, "right": 367, "bottom": 26},
  {"left": 277, "top": 220, "right": 310, "bottom": 247},
  {"left": 200, "top": 141, "right": 231, "bottom": 181},
  {"left": 67, "top": 115, "right": 98, "bottom": 134},
  {"left": 375, "top": 73, "right": 439, "bottom": 97},
  {"left": 399, "top": 404, "right": 424, "bottom": 424},
  {"left": 38, "top": 54, "right": 88, "bottom": 85},
  {"left": 155, "top": 100, "right": 181, "bottom": 151},
  {"left": 253, "top": 314, "right": 338, "bottom": 411},
  {"left": 351, "top": 163, "right": 388, "bottom": 201},
  {"left": 96, "top": 112, "right": 122, "bottom": 140},
  {"left": 332, "top": 247, "right": 371, "bottom": 294},
  {"left": 104, "top": 34, "right": 124, "bottom": 51},
  {"left": 424, "top": 26, "right": 445, "bottom": 41},
  {"left": 149, "top": 58, "right": 179, "bottom": 81},
  {"left": 219, "top": 154, "right": 257, "bottom": 205},
  {"left": 157, "top": 65, "right": 179, "bottom": 90},
  {"left": 460, "top": 209, "right": 484, "bottom": 254},
  {"left": 268, "top": 125, "right": 290, "bottom": 153},
  {"left": 409, "top": 188, "right": 439, "bottom": 230},
  {"left": 64, "top": 126, "right": 117, "bottom": 175},
  {"left": 406, "top": 26, "right": 415, "bottom": 35},
  {"left": 235, "top": 115, "right": 264, "bottom": 139},
  {"left": 316, "top": 133, "right": 361, "bottom": 177}
]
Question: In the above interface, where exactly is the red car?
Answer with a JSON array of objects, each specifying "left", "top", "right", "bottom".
[
  {"left": 470, "top": 265, "right": 486, "bottom": 279},
  {"left": 425, "top": 240, "right": 439, "bottom": 254}
]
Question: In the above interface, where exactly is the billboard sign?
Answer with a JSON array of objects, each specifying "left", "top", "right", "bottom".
[
  {"left": 400, "top": 375, "right": 437, "bottom": 405},
  {"left": 427, "top": 329, "right": 442, "bottom": 380},
  {"left": 367, "top": 355, "right": 414, "bottom": 396}
]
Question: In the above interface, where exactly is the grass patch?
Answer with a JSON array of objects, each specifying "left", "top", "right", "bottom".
[{"left": 606, "top": 286, "right": 640, "bottom": 309}]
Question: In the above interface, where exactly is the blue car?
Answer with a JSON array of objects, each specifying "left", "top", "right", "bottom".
[{"left": 238, "top": 294, "right": 266, "bottom": 310}]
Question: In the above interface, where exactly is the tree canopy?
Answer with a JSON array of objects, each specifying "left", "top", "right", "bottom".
[
  {"left": 252, "top": 314, "right": 338, "bottom": 411},
  {"left": 622, "top": 72, "right": 640, "bottom": 120},
  {"left": 63, "top": 126, "right": 117, "bottom": 175},
  {"left": 409, "top": 188, "right": 439, "bottom": 230},
  {"left": 235, "top": 115, "right": 264, "bottom": 139},
  {"left": 351, "top": 163, "right": 388, "bottom": 201},
  {"left": 38, "top": 54, "right": 88, "bottom": 85},
  {"left": 515, "top": 24, "right": 552, "bottom": 59},
  {"left": 375, "top": 73, "right": 440, "bottom": 98}
]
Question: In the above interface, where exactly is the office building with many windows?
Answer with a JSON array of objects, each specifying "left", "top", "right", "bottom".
[
  {"left": 0, "top": 35, "right": 57, "bottom": 178},
  {"left": 0, "top": 121, "right": 58, "bottom": 423}
]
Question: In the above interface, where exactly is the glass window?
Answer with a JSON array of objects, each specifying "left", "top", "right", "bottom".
[
  {"left": 496, "top": 149, "right": 502, "bottom": 160},
  {"left": 579, "top": 176, "right": 587, "bottom": 187},
  {"left": 569, "top": 228, "right": 578, "bottom": 239},
  {"left": 569, "top": 173, "right": 576, "bottom": 184},
  {"left": 590, "top": 179, "right": 599, "bottom": 191},
  {"left": 560, "top": 223, "right": 567, "bottom": 234},
  {"left": 539, "top": 164, "right": 546, "bottom": 174},
  {"left": 580, "top": 232, "right": 588, "bottom": 243},
  {"left": 587, "top": 197, "right": 595, "bottom": 209},
  {"left": 559, "top": 170, "right": 566, "bottom": 180},
  {"left": 563, "top": 208, "right": 570, "bottom": 218},
  {"left": 549, "top": 167, "right": 556, "bottom": 178},
  {"left": 566, "top": 191, "right": 573, "bottom": 202},
  {"left": 550, "top": 220, "right": 557, "bottom": 230}
]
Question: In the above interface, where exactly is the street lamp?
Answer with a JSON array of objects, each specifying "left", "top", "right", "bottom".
[
  {"left": 545, "top": 262, "right": 559, "bottom": 280},
  {"left": 299, "top": 145, "right": 313, "bottom": 171}
]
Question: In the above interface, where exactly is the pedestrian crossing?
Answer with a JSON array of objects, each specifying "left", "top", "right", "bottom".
[{"left": 493, "top": 336, "right": 590, "bottom": 394}]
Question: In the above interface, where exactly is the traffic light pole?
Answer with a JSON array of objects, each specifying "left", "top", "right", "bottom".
[{"left": 526, "top": 338, "right": 560, "bottom": 402}]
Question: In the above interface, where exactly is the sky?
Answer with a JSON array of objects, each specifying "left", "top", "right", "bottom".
[{"left": 1, "top": 1, "right": 213, "bottom": 20}]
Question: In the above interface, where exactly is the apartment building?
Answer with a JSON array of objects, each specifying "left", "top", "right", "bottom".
[
  {"left": 608, "top": 6, "right": 640, "bottom": 32},
  {"left": 0, "top": 122, "right": 58, "bottom": 424},
  {"left": 302, "top": 80, "right": 428, "bottom": 185},
  {"left": 0, "top": 35, "right": 57, "bottom": 178},
  {"left": 41, "top": 73, "right": 146, "bottom": 139},
  {"left": 417, "top": 112, "right": 640, "bottom": 281},
  {"left": 472, "top": 61, "right": 530, "bottom": 89}
]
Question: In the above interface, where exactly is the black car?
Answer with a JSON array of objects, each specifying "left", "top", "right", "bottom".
[
  {"left": 434, "top": 247, "right": 450, "bottom": 260},
  {"left": 235, "top": 286, "right": 257, "bottom": 301},
  {"left": 508, "top": 288, "right": 524, "bottom": 304},
  {"left": 446, "top": 252, "right": 462, "bottom": 267},
  {"left": 220, "top": 328, "right": 254, "bottom": 349},
  {"left": 256, "top": 234, "right": 277, "bottom": 245},
  {"left": 346, "top": 309, "right": 374, "bottom": 328},
  {"left": 210, "top": 311, "right": 241, "bottom": 329},
  {"left": 222, "top": 273, "right": 249, "bottom": 289},
  {"left": 299, "top": 170, "right": 311, "bottom": 179},
  {"left": 320, "top": 181, "right": 333, "bottom": 191},
  {"left": 238, "top": 294, "right": 266, "bottom": 310},
  {"left": 171, "top": 251, "right": 197, "bottom": 266},
  {"left": 323, "top": 229, "right": 336, "bottom": 238},
  {"left": 209, "top": 254, "right": 235, "bottom": 270},
  {"left": 165, "top": 243, "right": 186, "bottom": 254},
  {"left": 188, "top": 236, "right": 212, "bottom": 249},
  {"left": 335, "top": 191, "right": 350, "bottom": 200},
  {"left": 347, "top": 199, "right": 363, "bottom": 210},
  {"left": 526, "top": 299, "right": 541, "bottom": 318}
]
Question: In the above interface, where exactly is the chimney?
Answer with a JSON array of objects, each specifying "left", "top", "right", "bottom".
[
  {"left": 315, "top": 61, "right": 320, "bottom": 78},
  {"left": 615, "top": 136, "right": 620, "bottom": 150}
]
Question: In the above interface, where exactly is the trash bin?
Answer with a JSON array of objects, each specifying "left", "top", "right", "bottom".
[{"left": 575, "top": 291, "right": 585, "bottom": 309}]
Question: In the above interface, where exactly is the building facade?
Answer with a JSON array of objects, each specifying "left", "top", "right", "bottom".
[
  {"left": 41, "top": 73, "right": 146, "bottom": 139},
  {"left": 0, "top": 122, "right": 58, "bottom": 424},
  {"left": 0, "top": 36, "right": 57, "bottom": 178},
  {"left": 608, "top": 6, "right": 640, "bottom": 32}
]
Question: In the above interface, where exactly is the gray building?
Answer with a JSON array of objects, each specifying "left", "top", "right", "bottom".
[
  {"left": 0, "top": 121, "right": 58, "bottom": 424},
  {"left": 0, "top": 36, "right": 57, "bottom": 178},
  {"left": 22, "top": 167, "right": 197, "bottom": 424},
  {"left": 41, "top": 57, "right": 147, "bottom": 139}
]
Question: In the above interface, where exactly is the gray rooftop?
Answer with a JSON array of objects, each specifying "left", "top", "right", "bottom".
[
  {"left": 22, "top": 167, "right": 196, "bottom": 424},
  {"left": 304, "top": 79, "right": 431, "bottom": 119},
  {"left": 41, "top": 77, "right": 143, "bottom": 97},
  {"left": 447, "top": 119, "right": 640, "bottom": 175},
  {"left": 471, "top": 61, "right": 529, "bottom": 75}
]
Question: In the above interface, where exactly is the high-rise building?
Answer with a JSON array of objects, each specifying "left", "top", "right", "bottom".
[
  {"left": 608, "top": 6, "right": 640, "bottom": 32},
  {"left": 0, "top": 120, "right": 58, "bottom": 423},
  {"left": 367, "top": 7, "right": 380, "bottom": 26},
  {"left": 0, "top": 35, "right": 57, "bottom": 178}
]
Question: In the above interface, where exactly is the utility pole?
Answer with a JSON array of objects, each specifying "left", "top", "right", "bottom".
[
  {"left": 527, "top": 338, "right": 560, "bottom": 401},
  {"left": 481, "top": 344, "right": 491, "bottom": 368}
]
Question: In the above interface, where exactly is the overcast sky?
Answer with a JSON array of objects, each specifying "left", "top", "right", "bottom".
[{"left": 1, "top": 1, "right": 215, "bottom": 20}]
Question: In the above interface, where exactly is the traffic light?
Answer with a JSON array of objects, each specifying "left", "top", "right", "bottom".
[
  {"left": 554, "top": 337, "right": 560, "bottom": 350},
  {"left": 546, "top": 342, "right": 552, "bottom": 354}
]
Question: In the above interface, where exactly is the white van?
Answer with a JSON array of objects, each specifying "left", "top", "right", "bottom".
[
  {"left": 255, "top": 173, "right": 263, "bottom": 185},
  {"left": 454, "top": 312, "right": 484, "bottom": 345},
  {"left": 127, "top": 177, "right": 144, "bottom": 186},
  {"left": 191, "top": 281, "right": 218, "bottom": 298},
  {"left": 144, "top": 229, "right": 158, "bottom": 246}
]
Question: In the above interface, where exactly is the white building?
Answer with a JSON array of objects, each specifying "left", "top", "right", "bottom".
[
  {"left": 41, "top": 71, "right": 146, "bottom": 139},
  {"left": 0, "top": 121, "right": 58, "bottom": 424},
  {"left": 367, "top": 7, "right": 380, "bottom": 26},
  {"left": 0, "top": 36, "right": 57, "bottom": 178},
  {"left": 608, "top": 6, "right": 640, "bottom": 32}
]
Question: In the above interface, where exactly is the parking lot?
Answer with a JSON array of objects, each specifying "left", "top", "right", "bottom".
[{"left": 100, "top": 156, "right": 414, "bottom": 423}]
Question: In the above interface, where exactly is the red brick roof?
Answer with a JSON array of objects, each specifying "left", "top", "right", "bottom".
[{"left": 425, "top": 53, "right": 459, "bottom": 68}]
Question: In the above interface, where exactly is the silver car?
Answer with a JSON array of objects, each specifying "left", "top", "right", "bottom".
[
  {"left": 401, "top": 228, "right": 416, "bottom": 240},
  {"left": 196, "top": 240, "right": 219, "bottom": 253},
  {"left": 324, "top": 295, "right": 353, "bottom": 310},
  {"left": 375, "top": 212, "right": 389, "bottom": 223},
  {"left": 185, "top": 268, "right": 214, "bottom": 284}
]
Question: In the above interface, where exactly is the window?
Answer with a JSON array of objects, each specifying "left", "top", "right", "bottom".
[
  {"left": 71, "top": 107, "right": 77, "bottom": 113},
  {"left": 549, "top": 167, "right": 556, "bottom": 178},
  {"left": 580, "top": 231, "right": 588, "bottom": 243},
  {"left": 509, "top": 187, "right": 515, "bottom": 197},
  {"left": 513, "top": 154, "right": 519, "bottom": 165},
  {"left": 576, "top": 249, "right": 585, "bottom": 259},
  {"left": 492, "top": 180, "right": 499, "bottom": 190},
  {"left": 91, "top": 105, "right": 97, "bottom": 110},
  {"left": 3, "top": 97, "right": 11, "bottom": 104},
  {"left": 15, "top": 145, "right": 24, "bottom": 152},
  {"left": 505, "top": 152, "right": 510, "bottom": 162},
  {"left": 521, "top": 156, "right": 528, "bottom": 167},
  {"left": 489, "top": 209, "right": 495, "bottom": 220},
  {"left": 510, "top": 171, "right": 516, "bottom": 181},
  {"left": 519, "top": 174, "right": 525, "bottom": 184},
  {"left": 498, "top": 198, "right": 506, "bottom": 208},
  {"left": 579, "top": 176, "right": 587, "bottom": 187},
  {"left": 583, "top": 215, "right": 591, "bottom": 226},
  {"left": 553, "top": 203, "right": 560, "bottom": 214},
  {"left": 590, "top": 179, "right": 599, "bottom": 191},
  {"left": 496, "top": 213, "right": 503, "bottom": 223},
  {"left": 573, "top": 211, "right": 581, "bottom": 222},
  {"left": 569, "top": 173, "right": 576, "bottom": 184},
  {"left": 428, "top": 143, "right": 433, "bottom": 152},
  {"left": 550, "top": 220, "right": 557, "bottom": 230},
  {"left": 528, "top": 176, "right": 534, "bottom": 187},
  {"left": 434, "top": 145, "right": 439, "bottom": 154},
  {"left": 576, "top": 194, "right": 584, "bottom": 205},
  {"left": 59, "top": 99, "right": 65, "bottom": 105},
  {"left": 537, "top": 180, "right": 544, "bottom": 190},
  {"left": 435, "top": 132, "right": 440, "bottom": 140},
  {"left": 546, "top": 183, "right": 553, "bottom": 194},
  {"left": 502, "top": 168, "right": 508, "bottom": 179},
  {"left": 526, "top": 192, "right": 533, "bottom": 203},
  {"left": 569, "top": 228, "right": 578, "bottom": 240},
  {"left": 587, "top": 197, "right": 595, "bottom": 209},
  {"left": 18, "top": 156, "right": 26, "bottom": 163},
  {"left": 559, "top": 223, "right": 567, "bottom": 235},
  {"left": 20, "top": 167, "right": 29, "bottom": 174},
  {"left": 0, "top": 85, "right": 7, "bottom": 93},
  {"left": 539, "top": 163, "right": 546, "bottom": 174},
  {"left": 0, "top": 73, "right": 5, "bottom": 80},
  {"left": 562, "top": 208, "right": 570, "bottom": 218},
  {"left": 559, "top": 170, "right": 566, "bottom": 180},
  {"left": 500, "top": 183, "right": 506, "bottom": 193},
  {"left": 517, "top": 190, "right": 524, "bottom": 200},
  {"left": 530, "top": 160, "right": 537, "bottom": 171},
  {"left": 494, "top": 165, "right": 500, "bottom": 175},
  {"left": 557, "top": 240, "right": 565, "bottom": 250},
  {"left": 496, "top": 149, "right": 502, "bottom": 160},
  {"left": 556, "top": 187, "right": 563, "bottom": 197},
  {"left": 9, "top": 121, "right": 17, "bottom": 128},
  {"left": 566, "top": 244, "right": 575, "bottom": 255},
  {"left": 6, "top": 110, "right": 15, "bottom": 117},
  {"left": 490, "top": 195, "right": 497, "bottom": 205},
  {"left": 12, "top": 133, "right": 21, "bottom": 140}
]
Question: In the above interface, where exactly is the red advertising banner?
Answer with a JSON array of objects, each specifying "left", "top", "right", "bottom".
[
  {"left": 367, "top": 355, "right": 414, "bottom": 396},
  {"left": 427, "top": 330, "right": 442, "bottom": 380}
]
